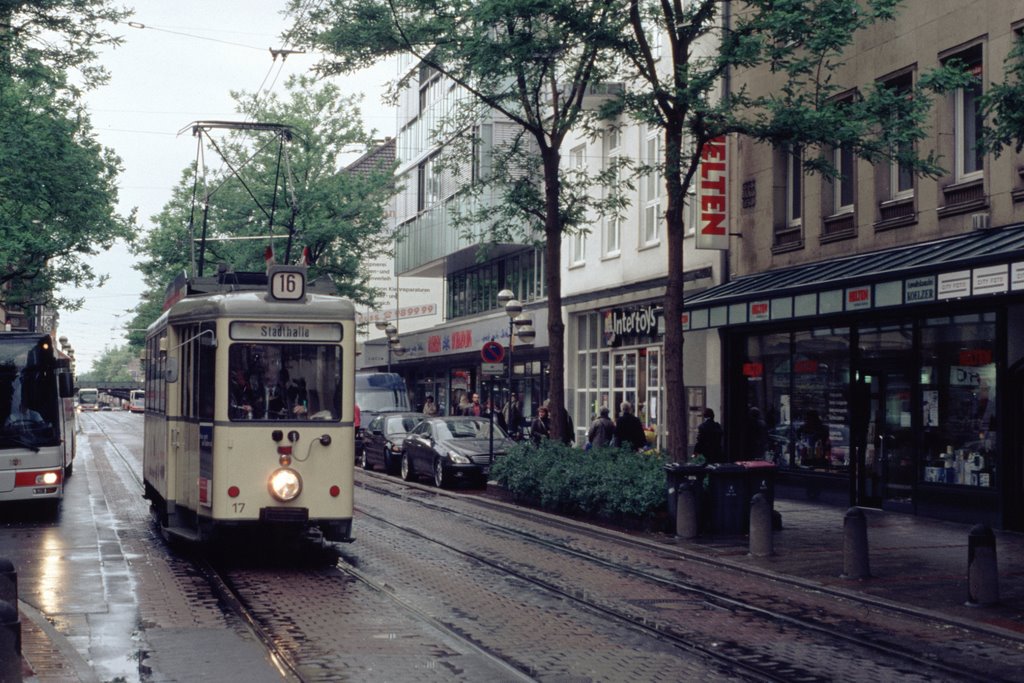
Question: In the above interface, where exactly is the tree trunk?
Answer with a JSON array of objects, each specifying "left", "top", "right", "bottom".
[
  {"left": 662, "top": 123, "right": 690, "bottom": 463},
  {"left": 541, "top": 147, "right": 568, "bottom": 443}
]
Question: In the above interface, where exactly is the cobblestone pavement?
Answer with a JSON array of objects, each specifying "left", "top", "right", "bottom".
[{"left": 7, "top": 413, "right": 1024, "bottom": 681}]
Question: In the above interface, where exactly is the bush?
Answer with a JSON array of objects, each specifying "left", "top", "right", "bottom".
[{"left": 491, "top": 440, "right": 669, "bottom": 524}]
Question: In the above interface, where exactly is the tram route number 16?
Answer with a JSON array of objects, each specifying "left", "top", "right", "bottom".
[{"left": 270, "top": 268, "right": 306, "bottom": 301}]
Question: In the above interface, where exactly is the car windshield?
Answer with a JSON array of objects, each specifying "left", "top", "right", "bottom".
[
  {"left": 437, "top": 418, "right": 506, "bottom": 440},
  {"left": 386, "top": 415, "right": 422, "bottom": 434}
]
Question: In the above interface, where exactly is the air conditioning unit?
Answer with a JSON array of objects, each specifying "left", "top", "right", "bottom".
[{"left": 971, "top": 212, "right": 991, "bottom": 230}]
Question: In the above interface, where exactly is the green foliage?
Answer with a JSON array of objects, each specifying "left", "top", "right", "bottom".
[
  {"left": 979, "top": 32, "right": 1024, "bottom": 156},
  {"left": 491, "top": 440, "right": 668, "bottom": 522},
  {"left": 78, "top": 345, "right": 138, "bottom": 382}
]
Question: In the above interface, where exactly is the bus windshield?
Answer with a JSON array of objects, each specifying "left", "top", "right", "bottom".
[
  {"left": 228, "top": 343, "right": 341, "bottom": 421},
  {"left": 0, "top": 338, "right": 59, "bottom": 449}
]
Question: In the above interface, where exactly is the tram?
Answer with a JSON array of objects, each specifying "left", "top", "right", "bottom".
[
  {"left": 142, "top": 265, "right": 356, "bottom": 544},
  {"left": 0, "top": 332, "right": 76, "bottom": 507}
]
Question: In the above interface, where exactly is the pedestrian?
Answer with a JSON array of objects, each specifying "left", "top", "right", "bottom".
[
  {"left": 613, "top": 401, "right": 647, "bottom": 451},
  {"left": 544, "top": 399, "right": 576, "bottom": 445},
  {"left": 587, "top": 406, "right": 616, "bottom": 448},
  {"left": 423, "top": 395, "right": 438, "bottom": 416},
  {"left": 464, "top": 392, "right": 483, "bottom": 416},
  {"left": 530, "top": 406, "right": 551, "bottom": 445},
  {"left": 693, "top": 408, "right": 724, "bottom": 463},
  {"left": 501, "top": 392, "right": 523, "bottom": 440},
  {"left": 741, "top": 406, "right": 768, "bottom": 459}
]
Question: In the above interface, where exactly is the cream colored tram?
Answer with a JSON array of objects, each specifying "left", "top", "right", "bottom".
[{"left": 143, "top": 266, "right": 356, "bottom": 544}]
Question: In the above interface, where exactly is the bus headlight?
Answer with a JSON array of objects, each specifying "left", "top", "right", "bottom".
[
  {"left": 268, "top": 468, "right": 302, "bottom": 501},
  {"left": 40, "top": 471, "right": 59, "bottom": 486}
]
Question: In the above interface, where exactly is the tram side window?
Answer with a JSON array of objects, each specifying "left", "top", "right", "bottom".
[{"left": 228, "top": 343, "right": 341, "bottom": 421}]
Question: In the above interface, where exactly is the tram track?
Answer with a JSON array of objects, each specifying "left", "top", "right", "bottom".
[{"left": 355, "top": 473, "right": 1024, "bottom": 682}]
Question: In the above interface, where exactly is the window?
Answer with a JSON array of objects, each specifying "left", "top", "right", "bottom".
[
  {"left": 886, "top": 73, "right": 915, "bottom": 199},
  {"left": 786, "top": 146, "right": 803, "bottom": 228},
  {"left": 604, "top": 127, "right": 622, "bottom": 257},
  {"left": 642, "top": 130, "right": 661, "bottom": 245},
  {"left": 570, "top": 145, "right": 586, "bottom": 265},
  {"left": 417, "top": 155, "right": 442, "bottom": 213},
  {"left": 446, "top": 249, "right": 545, "bottom": 320},
  {"left": 952, "top": 46, "right": 984, "bottom": 181},
  {"left": 831, "top": 144, "right": 855, "bottom": 214}
]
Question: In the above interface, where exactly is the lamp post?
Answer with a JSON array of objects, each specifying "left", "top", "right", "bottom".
[
  {"left": 496, "top": 289, "right": 536, "bottom": 440},
  {"left": 376, "top": 321, "right": 400, "bottom": 372}
]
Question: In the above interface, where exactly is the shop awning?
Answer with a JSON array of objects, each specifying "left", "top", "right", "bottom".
[{"left": 685, "top": 223, "right": 1024, "bottom": 311}]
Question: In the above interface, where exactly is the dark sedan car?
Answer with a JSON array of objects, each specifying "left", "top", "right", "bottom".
[
  {"left": 360, "top": 412, "right": 424, "bottom": 475},
  {"left": 401, "top": 416, "right": 515, "bottom": 488}
]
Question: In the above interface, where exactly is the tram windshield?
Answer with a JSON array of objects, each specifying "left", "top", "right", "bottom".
[
  {"left": 0, "top": 339, "right": 58, "bottom": 448},
  {"left": 228, "top": 343, "right": 341, "bottom": 421}
]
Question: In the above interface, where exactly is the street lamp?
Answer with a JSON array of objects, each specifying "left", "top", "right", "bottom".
[{"left": 497, "top": 289, "right": 536, "bottom": 438}]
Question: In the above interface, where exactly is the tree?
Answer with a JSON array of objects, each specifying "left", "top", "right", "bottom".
[
  {"left": 289, "top": 0, "right": 625, "bottom": 442},
  {"left": 614, "top": 0, "right": 968, "bottom": 462},
  {"left": 79, "top": 344, "right": 137, "bottom": 382},
  {"left": 979, "top": 31, "right": 1024, "bottom": 155},
  {"left": 0, "top": 0, "right": 134, "bottom": 311},
  {"left": 126, "top": 75, "right": 396, "bottom": 339},
  {"left": 0, "top": 76, "right": 133, "bottom": 311}
]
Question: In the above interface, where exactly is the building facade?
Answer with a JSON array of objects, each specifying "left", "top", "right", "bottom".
[{"left": 685, "top": 1, "right": 1024, "bottom": 528}]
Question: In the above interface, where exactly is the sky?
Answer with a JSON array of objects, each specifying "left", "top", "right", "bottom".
[{"left": 58, "top": 0, "right": 396, "bottom": 373}]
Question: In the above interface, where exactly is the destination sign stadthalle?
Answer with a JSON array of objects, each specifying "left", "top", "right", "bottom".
[{"left": 230, "top": 322, "right": 343, "bottom": 342}]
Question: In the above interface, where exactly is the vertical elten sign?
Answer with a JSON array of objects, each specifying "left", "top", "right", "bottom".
[{"left": 696, "top": 136, "right": 729, "bottom": 250}]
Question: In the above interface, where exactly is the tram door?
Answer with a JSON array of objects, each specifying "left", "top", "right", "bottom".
[{"left": 853, "top": 362, "right": 915, "bottom": 510}]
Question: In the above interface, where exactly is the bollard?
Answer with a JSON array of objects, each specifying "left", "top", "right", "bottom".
[
  {"left": 967, "top": 523, "right": 999, "bottom": 607},
  {"left": 0, "top": 558, "right": 15, "bottom": 606},
  {"left": 841, "top": 507, "right": 870, "bottom": 579},
  {"left": 748, "top": 492, "right": 774, "bottom": 557},
  {"left": 0, "top": 598, "right": 20, "bottom": 683},
  {"left": 675, "top": 479, "right": 699, "bottom": 539}
]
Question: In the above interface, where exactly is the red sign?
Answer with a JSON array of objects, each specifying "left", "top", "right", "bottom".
[
  {"left": 959, "top": 349, "right": 992, "bottom": 366},
  {"left": 743, "top": 362, "right": 764, "bottom": 378},
  {"left": 481, "top": 340, "right": 505, "bottom": 363},
  {"left": 795, "top": 359, "right": 819, "bottom": 374},
  {"left": 696, "top": 135, "right": 728, "bottom": 250}
]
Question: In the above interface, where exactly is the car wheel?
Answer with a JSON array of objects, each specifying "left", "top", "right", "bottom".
[
  {"left": 401, "top": 452, "right": 415, "bottom": 481},
  {"left": 360, "top": 449, "right": 372, "bottom": 471},
  {"left": 433, "top": 458, "right": 448, "bottom": 489}
]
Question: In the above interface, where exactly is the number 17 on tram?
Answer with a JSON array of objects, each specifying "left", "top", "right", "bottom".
[{"left": 143, "top": 266, "right": 357, "bottom": 544}]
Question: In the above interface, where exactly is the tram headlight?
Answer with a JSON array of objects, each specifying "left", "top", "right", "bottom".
[{"left": 268, "top": 468, "right": 302, "bottom": 502}]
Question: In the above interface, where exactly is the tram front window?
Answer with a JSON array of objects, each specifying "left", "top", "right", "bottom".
[{"left": 228, "top": 343, "right": 341, "bottom": 421}]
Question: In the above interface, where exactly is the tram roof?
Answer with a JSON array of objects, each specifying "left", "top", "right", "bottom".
[{"left": 166, "top": 290, "right": 355, "bottom": 324}]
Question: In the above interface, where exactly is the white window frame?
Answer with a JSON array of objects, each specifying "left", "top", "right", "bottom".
[
  {"left": 832, "top": 145, "right": 855, "bottom": 214},
  {"left": 954, "top": 59, "right": 984, "bottom": 182},
  {"left": 570, "top": 144, "right": 586, "bottom": 265},
  {"left": 642, "top": 131, "right": 662, "bottom": 246},
  {"left": 786, "top": 147, "right": 803, "bottom": 228},
  {"left": 604, "top": 127, "right": 622, "bottom": 258}
]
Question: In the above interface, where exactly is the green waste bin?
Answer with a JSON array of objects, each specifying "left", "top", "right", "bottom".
[{"left": 705, "top": 463, "right": 748, "bottom": 534}]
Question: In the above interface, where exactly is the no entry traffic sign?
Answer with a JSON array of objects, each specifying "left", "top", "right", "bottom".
[{"left": 481, "top": 340, "right": 505, "bottom": 363}]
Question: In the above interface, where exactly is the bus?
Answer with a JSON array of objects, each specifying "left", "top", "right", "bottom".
[
  {"left": 77, "top": 387, "right": 99, "bottom": 411},
  {"left": 143, "top": 265, "right": 356, "bottom": 544},
  {"left": 0, "top": 332, "right": 76, "bottom": 507},
  {"left": 129, "top": 389, "right": 145, "bottom": 413}
]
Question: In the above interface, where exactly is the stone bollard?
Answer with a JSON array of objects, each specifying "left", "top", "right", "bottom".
[
  {"left": 967, "top": 523, "right": 999, "bottom": 607},
  {"left": 748, "top": 492, "right": 774, "bottom": 557},
  {"left": 675, "top": 479, "right": 699, "bottom": 539},
  {"left": 0, "top": 598, "right": 20, "bottom": 683},
  {"left": 842, "top": 507, "right": 870, "bottom": 579}
]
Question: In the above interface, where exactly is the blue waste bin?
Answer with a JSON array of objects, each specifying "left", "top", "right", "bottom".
[{"left": 705, "top": 463, "right": 748, "bottom": 534}]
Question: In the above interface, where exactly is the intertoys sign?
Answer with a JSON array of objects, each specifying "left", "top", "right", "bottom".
[{"left": 603, "top": 304, "right": 662, "bottom": 346}]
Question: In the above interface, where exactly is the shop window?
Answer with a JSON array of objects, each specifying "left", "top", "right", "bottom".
[{"left": 919, "top": 314, "right": 997, "bottom": 488}]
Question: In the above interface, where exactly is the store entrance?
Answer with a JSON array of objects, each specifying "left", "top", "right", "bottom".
[{"left": 852, "top": 360, "right": 916, "bottom": 510}]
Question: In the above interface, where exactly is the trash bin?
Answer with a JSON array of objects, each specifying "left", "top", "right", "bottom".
[
  {"left": 664, "top": 462, "right": 707, "bottom": 531},
  {"left": 705, "top": 463, "right": 748, "bottom": 534},
  {"left": 735, "top": 460, "right": 777, "bottom": 507}
]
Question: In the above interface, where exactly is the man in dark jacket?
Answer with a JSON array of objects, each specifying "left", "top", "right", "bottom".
[
  {"left": 693, "top": 408, "right": 724, "bottom": 463},
  {"left": 613, "top": 401, "right": 647, "bottom": 451}
]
